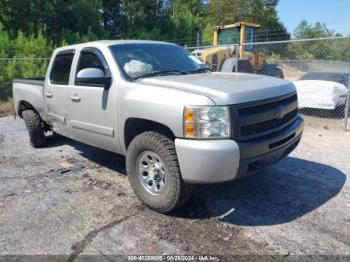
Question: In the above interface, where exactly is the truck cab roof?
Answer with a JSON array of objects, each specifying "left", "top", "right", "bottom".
[{"left": 55, "top": 40, "right": 177, "bottom": 53}]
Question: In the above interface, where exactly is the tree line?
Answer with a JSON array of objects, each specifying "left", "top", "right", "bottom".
[
  {"left": 0, "top": 0, "right": 289, "bottom": 50},
  {"left": 1, "top": 0, "right": 345, "bottom": 59}
]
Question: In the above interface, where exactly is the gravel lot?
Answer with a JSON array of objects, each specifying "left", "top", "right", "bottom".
[{"left": 0, "top": 116, "right": 349, "bottom": 260}]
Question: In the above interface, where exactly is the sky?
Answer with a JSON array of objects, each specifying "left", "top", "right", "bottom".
[{"left": 276, "top": 0, "right": 350, "bottom": 37}]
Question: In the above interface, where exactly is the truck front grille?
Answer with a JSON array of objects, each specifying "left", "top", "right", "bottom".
[{"left": 230, "top": 93, "right": 298, "bottom": 142}]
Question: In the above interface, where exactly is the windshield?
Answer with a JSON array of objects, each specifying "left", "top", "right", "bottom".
[
  {"left": 218, "top": 28, "right": 240, "bottom": 45},
  {"left": 109, "top": 43, "right": 208, "bottom": 79}
]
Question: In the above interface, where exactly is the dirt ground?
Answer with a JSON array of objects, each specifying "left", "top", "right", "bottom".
[
  {"left": 0, "top": 116, "right": 349, "bottom": 260},
  {"left": 0, "top": 100, "right": 14, "bottom": 118}
]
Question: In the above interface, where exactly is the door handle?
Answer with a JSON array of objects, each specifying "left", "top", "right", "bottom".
[
  {"left": 70, "top": 94, "right": 81, "bottom": 102},
  {"left": 45, "top": 92, "right": 53, "bottom": 98}
]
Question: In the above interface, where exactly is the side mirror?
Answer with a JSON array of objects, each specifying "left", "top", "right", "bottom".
[{"left": 76, "top": 68, "right": 112, "bottom": 89}]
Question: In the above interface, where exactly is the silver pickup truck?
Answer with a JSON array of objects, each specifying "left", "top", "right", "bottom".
[{"left": 13, "top": 40, "right": 303, "bottom": 213}]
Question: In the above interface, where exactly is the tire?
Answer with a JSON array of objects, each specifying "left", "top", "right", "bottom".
[
  {"left": 273, "top": 67, "right": 284, "bottom": 79},
  {"left": 220, "top": 58, "right": 253, "bottom": 73},
  {"left": 22, "top": 109, "right": 47, "bottom": 148},
  {"left": 126, "top": 131, "right": 193, "bottom": 213}
]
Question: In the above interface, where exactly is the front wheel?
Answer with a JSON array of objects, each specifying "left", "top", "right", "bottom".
[{"left": 126, "top": 131, "right": 193, "bottom": 213}]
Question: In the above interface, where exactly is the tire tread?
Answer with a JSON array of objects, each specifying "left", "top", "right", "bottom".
[
  {"left": 126, "top": 131, "right": 192, "bottom": 213},
  {"left": 22, "top": 110, "right": 47, "bottom": 148}
]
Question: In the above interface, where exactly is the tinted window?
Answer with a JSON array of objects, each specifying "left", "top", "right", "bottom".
[
  {"left": 50, "top": 53, "right": 74, "bottom": 85},
  {"left": 77, "top": 52, "right": 104, "bottom": 73}
]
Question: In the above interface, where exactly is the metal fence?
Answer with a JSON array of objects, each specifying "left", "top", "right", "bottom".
[
  {"left": 0, "top": 37, "right": 349, "bottom": 131},
  {"left": 187, "top": 36, "right": 350, "bottom": 131}
]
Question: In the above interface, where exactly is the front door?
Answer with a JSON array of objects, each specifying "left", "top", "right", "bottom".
[{"left": 67, "top": 47, "right": 118, "bottom": 152}]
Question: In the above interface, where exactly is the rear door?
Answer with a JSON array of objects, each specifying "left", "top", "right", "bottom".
[
  {"left": 45, "top": 49, "right": 75, "bottom": 136},
  {"left": 67, "top": 47, "right": 118, "bottom": 152}
]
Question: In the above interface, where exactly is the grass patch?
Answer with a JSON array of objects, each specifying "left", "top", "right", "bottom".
[{"left": 0, "top": 98, "right": 14, "bottom": 117}]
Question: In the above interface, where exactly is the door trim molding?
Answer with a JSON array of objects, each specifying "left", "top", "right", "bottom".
[
  {"left": 48, "top": 112, "right": 66, "bottom": 124},
  {"left": 70, "top": 120, "right": 114, "bottom": 137}
]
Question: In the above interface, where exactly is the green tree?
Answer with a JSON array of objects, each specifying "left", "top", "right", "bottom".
[
  {"left": 289, "top": 21, "right": 346, "bottom": 61},
  {"left": 167, "top": 0, "right": 205, "bottom": 45},
  {"left": 0, "top": 0, "right": 104, "bottom": 44},
  {"left": 0, "top": 23, "right": 10, "bottom": 57},
  {"left": 0, "top": 28, "right": 53, "bottom": 100},
  {"left": 123, "top": 0, "right": 165, "bottom": 39},
  {"left": 0, "top": 0, "right": 56, "bottom": 37},
  {"left": 48, "top": 0, "right": 103, "bottom": 44},
  {"left": 101, "top": 0, "right": 128, "bottom": 38},
  {"left": 294, "top": 20, "right": 336, "bottom": 39},
  {"left": 0, "top": 0, "right": 290, "bottom": 46}
]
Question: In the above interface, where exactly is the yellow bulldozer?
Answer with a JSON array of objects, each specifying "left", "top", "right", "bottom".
[{"left": 193, "top": 22, "right": 284, "bottom": 78}]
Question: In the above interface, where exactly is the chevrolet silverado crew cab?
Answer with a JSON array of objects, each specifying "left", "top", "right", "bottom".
[{"left": 13, "top": 40, "right": 303, "bottom": 213}]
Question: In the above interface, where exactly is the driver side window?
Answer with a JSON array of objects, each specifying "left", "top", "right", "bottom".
[
  {"left": 76, "top": 51, "right": 106, "bottom": 86},
  {"left": 77, "top": 52, "right": 104, "bottom": 72}
]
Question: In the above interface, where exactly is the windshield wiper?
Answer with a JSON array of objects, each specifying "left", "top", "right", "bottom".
[
  {"left": 187, "top": 68, "right": 212, "bottom": 74},
  {"left": 133, "top": 70, "right": 188, "bottom": 80}
]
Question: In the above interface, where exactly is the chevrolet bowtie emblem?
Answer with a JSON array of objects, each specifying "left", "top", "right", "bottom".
[{"left": 274, "top": 105, "right": 285, "bottom": 119}]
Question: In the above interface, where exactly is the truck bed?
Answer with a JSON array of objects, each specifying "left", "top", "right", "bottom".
[{"left": 12, "top": 77, "right": 46, "bottom": 120}]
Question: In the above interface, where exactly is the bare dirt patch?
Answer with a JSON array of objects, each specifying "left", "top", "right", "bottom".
[{"left": 0, "top": 117, "right": 349, "bottom": 258}]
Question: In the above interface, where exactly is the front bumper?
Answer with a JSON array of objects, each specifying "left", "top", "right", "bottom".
[
  {"left": 175, "top": 116, "right": 304, "bottom": 184},
  {"left": 236, "top": 116, "right": 303, "bottom": 178}
]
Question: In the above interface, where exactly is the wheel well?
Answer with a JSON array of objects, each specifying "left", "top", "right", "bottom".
[
  {"left": 18, "top": 101, "right": 36, "bottom": 117},
  {"left": 124, "top": 118, "right": 175, "bottom": 149},
  {"left": 18, "top": 101, "right": 51, "bottom": 131}
]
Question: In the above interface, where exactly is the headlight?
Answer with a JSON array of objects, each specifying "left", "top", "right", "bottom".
[{"left": 184, "top": 106, "right": 231, "bottom": 139}]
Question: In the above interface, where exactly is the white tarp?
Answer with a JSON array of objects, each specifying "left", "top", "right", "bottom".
[
  {"left": 293, "top": 80, "right": 348, "bottom": 109},
  {"left": 124, "top": 60, "right": 153, "bottom": 78}
]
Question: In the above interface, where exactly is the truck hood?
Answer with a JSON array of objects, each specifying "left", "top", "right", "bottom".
[{"left": 139, "top": 72, "right": 296, "bottom": 105}]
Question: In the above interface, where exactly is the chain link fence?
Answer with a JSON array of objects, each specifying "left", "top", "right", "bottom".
[
  {"left": 0, "top": 58, "right": 49, "bottom": 117},
  {"left": 1, "top": 37, "right": 349, "bottom": 131},
  {"left": 188, "top": 36, "right": 350, "bottom": 131}
]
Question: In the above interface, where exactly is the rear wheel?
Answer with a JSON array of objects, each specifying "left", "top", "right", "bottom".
[
  {"left": 126, "top": 131, "right": 193, "bottom": 213},
  {"left": 22, "top": 109, "right": 47, "bottom": 148}
]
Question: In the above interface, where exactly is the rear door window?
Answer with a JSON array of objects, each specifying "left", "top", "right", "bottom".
[{"left": 50, "top": 51, "right": 74, "bottom": 85}]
